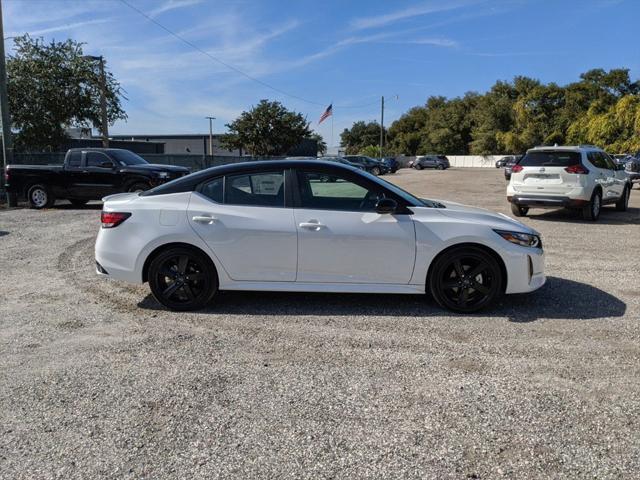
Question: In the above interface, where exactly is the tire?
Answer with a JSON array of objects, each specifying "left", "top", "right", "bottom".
[
  {"left": 148, "top": 246, "right": 218, "bottom": 311},
  {"left": 437, "top": 164, "right": 444, "bottom": 170},
  {"left": 69, "top": 199, "right": 89, "bottom": 207},
  {"left": 511, "top": 203, "right": 529, "bottom": 217},
  {"left": 415, "top": 164, "right": 423, "bottom": 170},
  {"left": 371, "top": 166, "right": 381, "bottom": 176},
  {"left": 127, "top": 182, "right": 151, "bottom": 193},
  {"left": 429, "top": 246, "right": 503, "bottom": 313},
  {"left": 615, "top": 186, "right": 630, "bottom": 212},
  {"left": 582, "top": 190, "right": 602, "bottom": 221},
  {"left": 27, "top": 184, "right": 55, "bottom": 209}
]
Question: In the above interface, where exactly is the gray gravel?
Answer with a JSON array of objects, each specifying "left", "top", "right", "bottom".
[{"left": 0, "top": 168, "right": 639, "bottom": 479}]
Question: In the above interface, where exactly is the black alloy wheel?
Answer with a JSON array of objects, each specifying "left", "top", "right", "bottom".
[
  {"left": 429, "top": 246, "right": 503, "bottom": 313},
  {"left": 149, "top": 247, "right": 217, "bottom": 311}
]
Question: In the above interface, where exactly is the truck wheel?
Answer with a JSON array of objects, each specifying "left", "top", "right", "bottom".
[
  {"left": 615, "top": 186, "right": 630, "bottom": 212},
  {"left": 70, "top": 199, "right": 89, "bottom": 208},
  {"left": 27, "top": 184, "right": 55, "bottom": 209},
  {"left": 127, "top": 182, "right": 151, "bottom": 193},
  {"left": 582, "top": 190, "right": 601, "bottom": 221},
  {"left": 511, "top": 203, "right": 528, "bottom": 217}
]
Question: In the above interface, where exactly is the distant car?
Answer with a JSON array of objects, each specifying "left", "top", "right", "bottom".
[
  {"left": 624, "top": 156, "right": 640, "bottom": 187},
  {"left": 343, "top": 156, "right": 389, "bottom": 175},
  {"left": 413, "top": 155, "right": 450, "bottom": 170},
  {"left": 507, "top": 145, "right": 631, "bottom": 221},
  {"left": 381, "top": 157, "right": 399, "bottom": 173},
  {"left": 503, "top": 156, "right": 521, "bottom": 180},
  {"left": 496, "top": 155, "right": 518, "bottom": 168}
]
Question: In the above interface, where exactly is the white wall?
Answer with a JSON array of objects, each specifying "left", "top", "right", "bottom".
[{"left": 397, "top": 155, "right": 504, "bottom": 168}]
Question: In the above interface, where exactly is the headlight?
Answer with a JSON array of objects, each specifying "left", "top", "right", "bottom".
[
  {"left": 156, "top": 172, "right": 169, "bottom": 179},
  {"left": 494, "top": 230, "right": 542, "bottom": 248}
]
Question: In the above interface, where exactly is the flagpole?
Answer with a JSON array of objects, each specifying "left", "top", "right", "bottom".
[{"left": 331, "top": 112, "right": 334, "bottom": 154}]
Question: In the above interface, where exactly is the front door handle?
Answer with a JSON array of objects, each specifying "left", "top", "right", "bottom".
[
  {"left": 192, "top": 215, "right": 216, "bottom": 224},
  {"left": 299, "top": 221, "right": 325, "bottom": 230}
]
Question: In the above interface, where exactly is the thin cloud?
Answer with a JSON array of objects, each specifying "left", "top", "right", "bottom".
[
  {"left": 7, "top": 18, "right": 111, "bottom": 38},
  {"left": 350, "top": 0, "right": 483, "bottom": 30},
  {"left": 149, "top": 0, "right": 202, "bottom": 18}
]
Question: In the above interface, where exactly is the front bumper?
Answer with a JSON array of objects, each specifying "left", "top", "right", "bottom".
[
  {"left": 504, "top": 245, "right": 546, "bottom": 294},
  {"left": 508, "top": 194, "right": 589, "bottom": 208}
]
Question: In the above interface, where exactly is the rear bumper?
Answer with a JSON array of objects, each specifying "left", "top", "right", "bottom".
[{"left": 507, "top": 194, "right": 589, "bottom": 208}]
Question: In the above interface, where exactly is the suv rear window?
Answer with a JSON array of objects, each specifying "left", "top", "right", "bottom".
[{"left": 519, "top": 151, "right": 580, "bottom": 167}]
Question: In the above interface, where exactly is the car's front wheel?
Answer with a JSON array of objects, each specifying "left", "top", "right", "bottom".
[
  {"left": 511, "top": 203, "right": 529, "bottom": 217},
  {"left": 371, "top": 166, "right": 381, "bottom": 176},
  {"left": 127, "top": 182, "right": 151, "bottom": 193},
  {"left": 437, "top": 164, "right": 444, "bottom": 170},
  {"left": 429, "top": 246, "right": 503, "bottom": 313},
  {"left": 415, "top": 164, "right": 423, "bottom": 170},
  {"left": 148, "top": 247, "right": 218, "bottom": 311}
]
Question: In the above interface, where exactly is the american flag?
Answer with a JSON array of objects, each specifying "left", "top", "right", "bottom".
[{"left": 318, "top": 104, "right": 332, "bottom": 124}]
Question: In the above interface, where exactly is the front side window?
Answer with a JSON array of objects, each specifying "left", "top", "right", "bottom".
[
  {"left": 86, "top": 152, "right": 112, "bottom": 168},
  {"left": 225, "top": 171, "right": 285, "bottom": 207},
  {"left": 298, "top": 170, "right": 383, "bottom": 211}
]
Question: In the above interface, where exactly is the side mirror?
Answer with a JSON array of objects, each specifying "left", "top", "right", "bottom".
[
  {"left": 101, "top": 161, "right": 114, "bottom": 169},
  {"left": 375, "top": 198, "right": 397, "bottom": 214}
]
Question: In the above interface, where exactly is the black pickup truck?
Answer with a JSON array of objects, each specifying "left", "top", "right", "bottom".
[{"left": 5, "top": 148, "right": 190, "bottom": 208}]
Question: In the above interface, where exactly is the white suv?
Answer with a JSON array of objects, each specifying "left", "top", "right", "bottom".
[{"left": 507, "top": 146, "right": 631, "bottom": 221}]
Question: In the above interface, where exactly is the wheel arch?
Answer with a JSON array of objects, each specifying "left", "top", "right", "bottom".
[
  {"left": 142, "top": 242, "right": 217, "bottom": 283},
  {"left": 426, "top": 242, "right": 508, "bottom": 294}
]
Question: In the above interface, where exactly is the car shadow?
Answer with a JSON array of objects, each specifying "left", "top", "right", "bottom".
[
  {"left": 0, "top": 231, "right": 9, "bottom": 238},
  {"left": 53, "top": 202, "right": 103, "bottom": 210},
  {"left": 528, "top": 206, "right": 640, "bottom": 225},
  {"left": 137, "top": 276, "right": 626, "bottom": 322}
]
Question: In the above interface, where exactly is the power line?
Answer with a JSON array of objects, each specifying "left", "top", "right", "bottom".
[{"left": 117, "top": 0, "right": 386, "bottom": 110}]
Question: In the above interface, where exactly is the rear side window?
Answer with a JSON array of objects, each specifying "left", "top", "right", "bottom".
[
  {"left": 587, "top": 152, "right": 608, "bottom": 169},
  {"left": 200, "top": 177, "right": 223, "bottom": 203},
  {"left": 225, "top": 171, "right": 284, "bottom": 207},
  {"left": 67, "top": 151, "right": 81, "bottom": 167},
  {"left": 519, "top": 151, "right": 581, "bottom": 167}
]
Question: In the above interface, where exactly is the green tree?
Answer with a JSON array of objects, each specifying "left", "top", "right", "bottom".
[
  {"left": 222, "top": 100, "right": 311, "bottom": 156},
  {"left": 7, "top": 35, "right": 127, "bottom": 151},
  {"left": 359, "top": 145, "right": 382, "bottom": 157},
  {"left": 340, "top": 121, "right": 385, "bottom": 154},
  {"left": 308, "top": 132, "right": 327, "bottom": 155}
]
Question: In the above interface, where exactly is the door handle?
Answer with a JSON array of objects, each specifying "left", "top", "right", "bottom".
[
  {"left": 192, "top": 215, "right": 216, "bottom": 224},
  {"left": 299, "top": 221, "right": 325, "bottom": 230}
]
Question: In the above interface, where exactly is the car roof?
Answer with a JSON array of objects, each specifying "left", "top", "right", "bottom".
[
  {"left": 143, "top": 159, "right": 362, "bottom": 196},
  {"left": 527, "top": 145, "right": 603, "bottom": 152}
]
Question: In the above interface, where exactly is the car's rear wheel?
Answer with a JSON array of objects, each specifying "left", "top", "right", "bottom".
[
  {"left": 615, "top": 186, "right": 630, "bottom": 211},
  {"left": 27, "top": 184, "right": 55, "bottom": 209},
  {"left": 149, "top": 247, "right": 218, "bottom": 311},
  {"left": 69, "top": 199, "right": 88, "bottom": 207},
  {"left": 415, "top": 164, "right": 423, "bottom": 170},
  {"left": 511, "top": 203, "right": 529, "bottom": 217},
  {"left": 429, "top": 246, "right": 503, "bottom": 313},
  {"left": 582, "top": 190, "right": 601, "bottom": 221}
]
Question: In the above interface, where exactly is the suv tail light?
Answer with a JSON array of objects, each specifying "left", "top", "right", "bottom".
[
  {"left": 101, "top": 211, "right": 131, "bottom": 228},
  {"left": 565, "top": 164, "right": 589, "bottom": 174},
  {"left": 511, "top": 165, "right": 523, "bottom": 173}
]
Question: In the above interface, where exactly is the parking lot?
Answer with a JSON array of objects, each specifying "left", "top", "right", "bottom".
[{"left": 1, "top": 167, "right": 639, "bottom": 479}]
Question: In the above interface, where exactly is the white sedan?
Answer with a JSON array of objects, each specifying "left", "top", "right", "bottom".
[{"left": 95, "top": 160, "right": 545, "bottom": 313}]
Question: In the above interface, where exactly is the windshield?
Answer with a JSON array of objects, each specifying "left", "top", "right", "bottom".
[
  {"left": 520, "top": 151, "right": 580, "bottom": 167},
  {"left": 109, "top": 149, "right": 149, "bottom": 165}
]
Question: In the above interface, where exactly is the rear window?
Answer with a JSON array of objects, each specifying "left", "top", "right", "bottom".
[{"left": 519, "top": 151, "right": 581, "bottom": 167}]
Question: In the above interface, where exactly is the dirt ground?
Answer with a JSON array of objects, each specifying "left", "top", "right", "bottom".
[{"left": 0, "top": 168, "right": 638, "bottom": 479}]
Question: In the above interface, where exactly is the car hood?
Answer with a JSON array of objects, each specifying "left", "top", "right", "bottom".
[
  {"left": 123, "top": 164, "right": 190, "bottom": 173},
  {"left": 421, "top": 199, "right": 539, "bottom": 235}
]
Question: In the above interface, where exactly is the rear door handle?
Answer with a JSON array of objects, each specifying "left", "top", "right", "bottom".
[
  {"left": 299, "top": 221, "right": 325, "bottom": 230},
  {"left": 192, "top": 215, "right": 217, "bottom": 224}
]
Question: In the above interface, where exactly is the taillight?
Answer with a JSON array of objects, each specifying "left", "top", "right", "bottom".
[
  {"left": 511, "top": 165, "right": 523, "bottom": 173},
  {"left": 565, "top": 164, "right": 589, "bottom": 174},
  {"left": 101, "top": 211, "right": 131, "bottom": 228}
]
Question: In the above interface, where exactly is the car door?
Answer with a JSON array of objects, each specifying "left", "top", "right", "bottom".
[
  {"left": 588, "top": 152, "right": 617, "bottom": 200},
  {"left": 293, "top": 168, "right": 416, "bottom": 284},
  {"left": 603, "top": 153, "right": 625, "bottom": 197},
  {"left": 71, "top": 151, "right": 118, "bottom": 199},
  {"left": 187, "top": 170, "right": 298, "bottom": 282}
]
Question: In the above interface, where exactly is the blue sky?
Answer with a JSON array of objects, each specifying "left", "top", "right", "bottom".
[{"left": 5, "top": 0, "right": 639, "bottom": 149}]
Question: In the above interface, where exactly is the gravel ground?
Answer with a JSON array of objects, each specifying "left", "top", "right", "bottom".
[{"left": 0, "top": 168, "right": 639, "bottom": 479}]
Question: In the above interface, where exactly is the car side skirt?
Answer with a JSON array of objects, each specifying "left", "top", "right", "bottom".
[{"left": 219, "top": 281, "right": 426, "bottom": 294}]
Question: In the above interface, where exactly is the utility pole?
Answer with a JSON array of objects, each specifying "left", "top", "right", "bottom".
[
  {"left": 83, "top": 55, "right": 109, "bottom": 147},
  {"left": 206, "top": 116, "right": 215, "bottom": 155},
  {"left": 379, "top": 96, "right": 384, "bottom": 160},
  {"left": 0, "top": 0, "right": 14, "bottom": 196}
]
